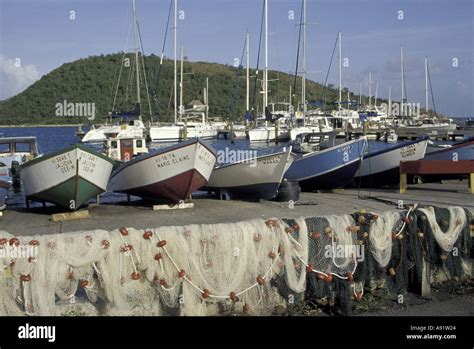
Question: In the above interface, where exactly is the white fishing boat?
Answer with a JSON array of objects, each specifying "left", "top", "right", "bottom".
[
  {"left": 21, "top": 144, "right": 114, "bottom": 209},
  {"left": 0, "top": 136, "right": 41, "bottom": 169},
  {"left": 354, "top": 136, "right": 429, "bottom": 187},
  {"left": 150, "top": 111, "right": 216, "bottom": 142},
  {"left": 82, "top": 117, "right": 146, "bottom": 143},
  {"left": 109, "top": 138, "right": 217, "bottom": 202},
  {"left": 204, "top": 146, "right": 294, "bottom": 200}
]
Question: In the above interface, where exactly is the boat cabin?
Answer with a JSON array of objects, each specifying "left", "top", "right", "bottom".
[
  {"left": 104, "top": 137, "right": 148, "bottom": 162},
  {"left": 293, "top": 131, "right": 338, "bottom": 153},
  {"left": 0, "top": 136, "right": 41, "bottom": 168}
]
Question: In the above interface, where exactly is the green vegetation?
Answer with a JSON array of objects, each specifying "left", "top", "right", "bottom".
[{"left": 0, "top": 53, "right": 373, "bottom": 125}]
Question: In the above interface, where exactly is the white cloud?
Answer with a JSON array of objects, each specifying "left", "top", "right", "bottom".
[{"left": 0, "top": 55, "right": 42, "bottom": 100}]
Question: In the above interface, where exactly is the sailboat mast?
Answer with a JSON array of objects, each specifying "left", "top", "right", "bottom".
[
  {"left": 206, "top": 77, "right": 209, "bottom": 120},
  {"left": 302, "top": 0, "right": 307, "bottom": 114},
  {"left": 400, "top": 46, "right": 405, "bottom": 116},
  {"left": 264, "top": 0, "right": 268, "bottom": 110},
  {"left": 246, "top": 31, "right": 250, "bottom": 112},
  {"left": 180, "top": 45, "right": 184, "bottom": 115},
  {"left": 388, "top": 85, "right": 392, "bottom": 117},
  {"left": 375, "top": 82, "right": 378, "bottom": 107},
  {"left": 368, "top": 72, "right": 372, "bottom": 108},
  {"left": 174, "top": 0, "right": 178, "bottom": 123},
  {"left": 424, "top": 57, "right": 429, "bottom": 115},
  {"left": 338, "top": 31, "right": 342, "bottom": 111},
  {"left": 359, "top": 82, "right": 362, "bottom": 109},
  {"left": 132, "top": 0, "right": 141, "bottom": 120}
]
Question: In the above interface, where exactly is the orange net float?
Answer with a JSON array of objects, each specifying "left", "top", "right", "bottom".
[
  {"left": 354, "top": 291, "right": 363, "bottom": 301},
  {"left": 9, "top": 237, "right": 20, "bottom": 246},
  {"left": 316, "top": 272, "right": 326, "bottom": 280},
  {"left": 265, "top": 219, "right": 279, "bottom": 228},
  {"left": 119, "top": 227, "right": 129, "bottom": 236},
  {"left": 268, "top": 251, "right": 276, "bottom": 259},
  {"left": 28, "top": 240, "right": 40, "bottom": 246},
  {"left": 256, "top": 275, "right": 265, "bottom": 285},
  {"left": 120, "top": 244, "right": 133, "bottom": 253},
  {"left": 159, "top": 279, "right": 167, "bottom": 286},
  {"left": 372, "top": 214, "right": 379, "bottom": 221},
  {"left": 391, "top": 232, "right": 398, "bottom": 241},
  {"left": 291, "top": 223, "right": 300, "bottom": 231},
  {"left": 101, "top": 240, "right": 110, "bottom": 249},
  {"left": 143, "top": 231, "right": 153, "bottom": 240},
  {"left": 20, "top": 274, "right": 31, "bottom": 282},
  {"left": 253, "top": 233, "right": 262, "bottom": 242},
  {"left": 403, "top": 217, "right": 412, "bottom": 225},
  {"left": 201, "top": 289, "right": 210, "bottom": 299},
  {"left": 0, "top": 238, "right": 7, "bottom": 246},
  {"left": 80, "top": 280, "right": 89, "bottom": 288},
  {"left": 178, "top": 270, "right": 186, "bottom": 278},
  {"left": 346, "top": 272, "right": 354, "bottom": 282},
  {"left": 278, "top": 244, "right": 284, "bottom": 256},
  {"left": 85, "top": 235, "right": 92, "bottom": 242},
  {"left": 284, "top": 227, "right": 294, "bottom": 234},
  {"left": 229, "top": 292, "right": 239, "bottom": 302},
  {"left": 67, "top": 271, "right": 74, "bottom": 280},
  {"left": 131, "top": 272, "right": 141, "bottom": 280},
  {"left": 157, "top": 240, "right": 167, "bottom": 248},
  {"left": 306, "top": 264, "right": 314, "bottom": 273},
  {"left": 154, "top": 253, "right": 163, "bottom": 261},
  {"left": 325, "top": 273, "right": 333, "bottom": 283},
  {"left": 311, "top": 231, "right": 321, "bottom": 239},
  {"left": 28, "top": 257, "right": 36, "bottom": 263}
]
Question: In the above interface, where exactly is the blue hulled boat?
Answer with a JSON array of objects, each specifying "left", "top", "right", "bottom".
[{"left": 284, "top": 134, "right": 366, "bottom": 191}]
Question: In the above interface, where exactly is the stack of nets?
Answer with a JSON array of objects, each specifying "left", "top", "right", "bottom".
[{"left": 0, "top": 206, "right": 471, "bottom": 316}]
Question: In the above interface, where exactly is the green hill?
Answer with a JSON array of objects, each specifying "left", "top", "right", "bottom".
[{"left": 0, "top": 53, "right": 360, "bottom": 125}]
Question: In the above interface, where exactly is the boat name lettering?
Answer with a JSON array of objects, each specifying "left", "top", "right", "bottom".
[
  {"left": 400, "top": 144, "right": 416, "bottom": 158},
  {"left": 260, "top": 155, "right": 281, "bottom": 165},
  {"left": 50, "top": 154, "right": 74, "bottom": 174}
]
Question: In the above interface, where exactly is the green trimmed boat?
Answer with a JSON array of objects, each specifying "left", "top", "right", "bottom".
[{"left": 21, "top": 144, "right": 114, "bottom": 210}]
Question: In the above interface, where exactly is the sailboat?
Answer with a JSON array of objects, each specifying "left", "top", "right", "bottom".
[
  {"left": 204, "top": 146, "right": 294, "bottom": 200},
  {"left": 248, "top": 0, "right": 291, "bottom": 143},
  {"left": 82, "top": 0, "right": 148, "bottom": 143},
  {"left": 21, "top": 144, "right": 114, "bottom": 209},
  {"left": 109, "top": 138, "right": 216, "bottom": 202},
  {"left": 149, "top": 2, "right": 216, "bottom": 143}
]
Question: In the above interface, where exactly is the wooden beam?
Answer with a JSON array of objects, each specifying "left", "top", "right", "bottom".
[
  {"left": 400, "top": 173, "right": 407, "bottom": 194},
  {"left": 51, "top": 210, "right": 89, "bottom": 222},
  {"left": 152, "top": 202, "right": 194, "bottom": 211}
]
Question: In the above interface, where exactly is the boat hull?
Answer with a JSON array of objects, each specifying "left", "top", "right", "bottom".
[
  {"left": 285, "top": 138, "right": 366, "bottom": 190},
  {"left": 354, "top": 137, "right": 429, "bottom": 187},
  {"left": 21, "top": 145, "right": 114, "bottom": 209},
  {"left": 204, "top": 147, "right": 294, "bottom": 200},
  {"left": 109, "top": 139, "right": 217, "bottom": 202},
  {"left": 0, "top": 181, "right": 8, "bottom": 210},
  {"left": 150, "top": 125, "right": 216, "bottom": 143}
]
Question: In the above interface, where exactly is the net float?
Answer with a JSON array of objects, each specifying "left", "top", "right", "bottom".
[
  {"left": 397, "top": 234, "right": 404, "bottom": 240},
  {"left": 278, "top": 244, "right": 284, "bottom": 255},
  {"left": 29, "top": 240, "right": 40, "bottom": 246},
  {"left": 80, "top": 279, "right": 89, "bottom": 288},
  {"left": 101, "top": 240, "right": 110, "bottom": 249},
  {"left": 358, "top": 216, "right": 366, "bottom": 224},
  {"left": 392, "top": 232, "right": 398, "bottom": 241},
  {"left": 67, "top": 271, "right": 74, "bottom": 280},
  {"left": 312, "top": 231, "right": 321, "bottom": 239},
  {"left": 120, "top": 244, "right": 133, "bottom": 253},
  {"left": 284, "top": 227, "right": 293, "bottom": 234},
  {"left": 202, "top": 289, "right": 210, "bottom": 299},
  {"left": 325, "top": 273, "right": 333, "bottom": 283},
  {"left": 153, "top": 275, "right": 160, "bottom": 282},
  {"left": 229, "top": 292, "right": 239, "bottom": 302},
  {"left": 388, "top": 267, "right": 396, "bottom": 276},
  {"left": 85, "top": 235, "right": 92, "bottom": 242},
  {"left": 403, "top": 217, "right": 412, "bottom": 224},
  {"left": 9, "top": 238, "right": 20, "bottom": 246},
  {"left": 268, "top": 251, "right": 276, "bottom": 259},
  {"left": 317, "top": 272, "right": 325, "bottom": 280},
  {"left": 154, "top": 253, "right": 163, "bottom": 261},
  {"left": 178, "top": 269, "right": 186, "bottom": 278},
  {"left": 306, "top": 264, "right": 313, "bottom": 273},
  {"left": 159, "top": 279, "right": 167, "bottom": 286},
  {"left": 0, "top": 238, "right": 7, "bottom": 246},
  {"left": 256, "top": 275, "right": 265, "bottom": 285},
  {"left": 20, "top": 274, "right": 32, "bottom": 282},
  {"left": 355, "top": 292, "right": 363, "bottom": 301},
  {"left": 143, "top": 231, "right": 153, "bottom": 240},
  {"left": 359, "top": 208, "right": 367, "bottom": 214},
  {"left": 131, "top": 272, "right": 140, "bottom": 280},
  {"left": 358, "top": 240, "right": 364, "bottom": 245},
  {"left": 291, "top": 223, "right": 300, "bottom": 231},
  {"left": 253, "top": 234, "right": 262, "bottom": 242},
  {"left": 372, "top": 214, "right": 379, "bottom": 220},
  {"left": 119, "top": 227, "right": 128, "bottom": 236},
  {"left": 346, "top": 272, "right": 354, "bottom": 281},
  {"left": 28, "top": 257, "right": 36, "bottom": 263},
  {"left": 157, "top": 240, "right": 167, "bottom": 248},
  {"left": 324, "top": 226, "right": 332, "bottom": 234},
  {"left": 363, "top": 232, "right": 369, "bottom": 238}
]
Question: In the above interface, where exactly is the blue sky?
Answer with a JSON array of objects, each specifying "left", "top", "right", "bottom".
[{"left": 0, "top": 0, "right": 472, "bottom": 117}]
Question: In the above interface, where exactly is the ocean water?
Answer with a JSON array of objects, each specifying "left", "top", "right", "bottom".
[{"left": 0, "top": 126, "right": 447, "bottom": 208}]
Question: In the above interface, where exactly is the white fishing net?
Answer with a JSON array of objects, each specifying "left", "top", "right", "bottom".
[
  {"left": 418, "top": 207, "right": 467, "bottom": 252},
  {"left": 0, "top": 206, "right": 470, "bottom": 316},
  {"left": 369, "top": 211, "right": 401, "bottom": 268}
]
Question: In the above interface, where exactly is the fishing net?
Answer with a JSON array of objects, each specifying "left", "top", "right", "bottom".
[{"left": 0, "top": 205, "right": 471, "bottom": 316}]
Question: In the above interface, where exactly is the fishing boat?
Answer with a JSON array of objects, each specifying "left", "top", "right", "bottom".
[
  {"left": 109, "top": 138, "right": 217, "bottom": 202},
  {"left": 204, "top": 146, "right": 294, "bottom": 200},
  {"left": 82, "top": 115, "right": 147, "bottom": 143},
  {"left": 21, "top": 144, "right": 114, "bottom": 209},
  {"left": 248, "top": 106, "right": 291, "bottom": 143},
  {"left": 354, "top": 136, "right": 429, "bottom": 187},
  {"left": 284, "top": 135, "right": 367, "bottom": 191},
  {"left": 385, "top": 130, "right": 398, "bottom": 143}
]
